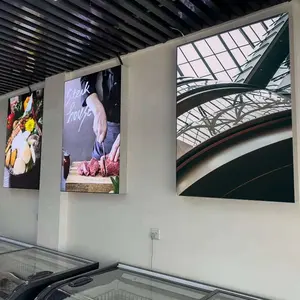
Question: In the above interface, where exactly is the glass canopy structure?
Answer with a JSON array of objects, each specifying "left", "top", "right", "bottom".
[
  {"left": 177, "top": 15, "right": 285, "bottom": 84},
  {"left": 177, "top": 13, "right": 291, "bottom": 155},
  {"left": 177, "top": 84, "right": 290, "bottom": 150}
]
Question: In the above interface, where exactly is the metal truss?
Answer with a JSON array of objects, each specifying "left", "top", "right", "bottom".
[{"left": 177, "top": 84, "right": 291, "bottom": 148}]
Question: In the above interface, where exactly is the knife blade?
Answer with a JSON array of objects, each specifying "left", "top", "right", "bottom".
[{"left": 101, "top": 142, "right": 107, "bottom": 176}]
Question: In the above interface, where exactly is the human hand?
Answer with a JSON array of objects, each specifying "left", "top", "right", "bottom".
[
  {"left": 93, "top": 109, "right": 107, "bottom": 144},
  {"left": 86, "top": 93, "right": 107, "bottom": 143},
  {"left": 109, "top": 134, "right": 120, "bottom": 162}
]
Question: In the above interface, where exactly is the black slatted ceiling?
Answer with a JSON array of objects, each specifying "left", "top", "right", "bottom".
[{"left": 0, "top": 0, "right": 289, "bottom": 95}]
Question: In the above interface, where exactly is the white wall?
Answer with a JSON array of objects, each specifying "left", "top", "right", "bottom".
[{"left": 1, "top": 2, "right": 300, "bottom": 300}]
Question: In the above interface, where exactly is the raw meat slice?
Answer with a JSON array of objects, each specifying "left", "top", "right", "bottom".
[
  {"left": 99, "top": 156, "right": 119, "bottom": 177},
  {"left": 77, "top": 161, "right": 90, "bottom": 176},
  {"left": 88, "top": 158, "right": 99, "bottom": 176},
  {"left": 77, "top": 157, "right": 119, "bottom": 177}
]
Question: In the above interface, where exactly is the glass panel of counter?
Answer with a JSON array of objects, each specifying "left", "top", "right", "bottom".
[
  {"left": 36, "top": 264, "right": 269, "bottom": 300},
  {"left": 37, "top": 264, "right": 210, "bottom": 300},
  {"left": 0, "top": 247, "right": 98, "bottom": 300}
]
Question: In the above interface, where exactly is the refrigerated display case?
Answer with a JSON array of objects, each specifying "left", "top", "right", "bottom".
[
  {"left": 0, "top": 236, "right": 31, "bottom": 255},
  {"left": 0, "top": 246, "right": 98, "bottom": 300},
  {"left": 36, "top": 264, "right": 268, "bottom": 300}
]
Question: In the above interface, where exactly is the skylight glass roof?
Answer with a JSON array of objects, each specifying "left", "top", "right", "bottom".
[
  {"left": 177, "top": 14, "right": 291, "bottom": 157},
  {"left": 177, "top": 16, "right": 281, "bottom": 81}
]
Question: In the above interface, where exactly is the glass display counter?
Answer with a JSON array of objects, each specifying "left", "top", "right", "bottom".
[
  {"left": 0, "top": 247, "right": 98, "bottom": 300},
  {"left": 36, "top": 264, "right": 267, "bottom": 300}
]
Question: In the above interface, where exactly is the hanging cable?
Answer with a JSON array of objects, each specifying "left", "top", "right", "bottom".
[{"left": 117, "top": 54, "right": 123, "bottom": 66}]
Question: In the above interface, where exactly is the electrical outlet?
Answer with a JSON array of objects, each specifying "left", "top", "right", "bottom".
[{"left": 150, "top": 228, "right": 160, "bottom": 240}]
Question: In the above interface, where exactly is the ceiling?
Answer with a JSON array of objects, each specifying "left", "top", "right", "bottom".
[{"left": 0, "top": 0, "right": 289, "bottom": 95}]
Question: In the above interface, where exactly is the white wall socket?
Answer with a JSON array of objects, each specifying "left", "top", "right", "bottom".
[{"left": 150, "top": 228, "right": 161, "bottom": 240}]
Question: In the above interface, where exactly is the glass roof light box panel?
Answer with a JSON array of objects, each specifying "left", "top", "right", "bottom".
[{"left": 176, "top": 13, "right": 294, "bottom": 202}]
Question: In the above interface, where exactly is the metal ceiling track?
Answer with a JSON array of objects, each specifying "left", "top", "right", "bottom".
[{"left": 0, "top": 0, "right": 289, "bottom": 95}]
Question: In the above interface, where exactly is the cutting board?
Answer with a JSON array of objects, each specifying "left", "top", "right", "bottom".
[{"left": 66, "top": 161, "right": 113, "bottom": 193}]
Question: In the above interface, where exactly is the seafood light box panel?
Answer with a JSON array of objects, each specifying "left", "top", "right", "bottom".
[
  {"left": 4, "top": 90, "right": 44, "bottom": 190},
  {"left": 61, "top": 66, "right": 121, "bottom": 194}
]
